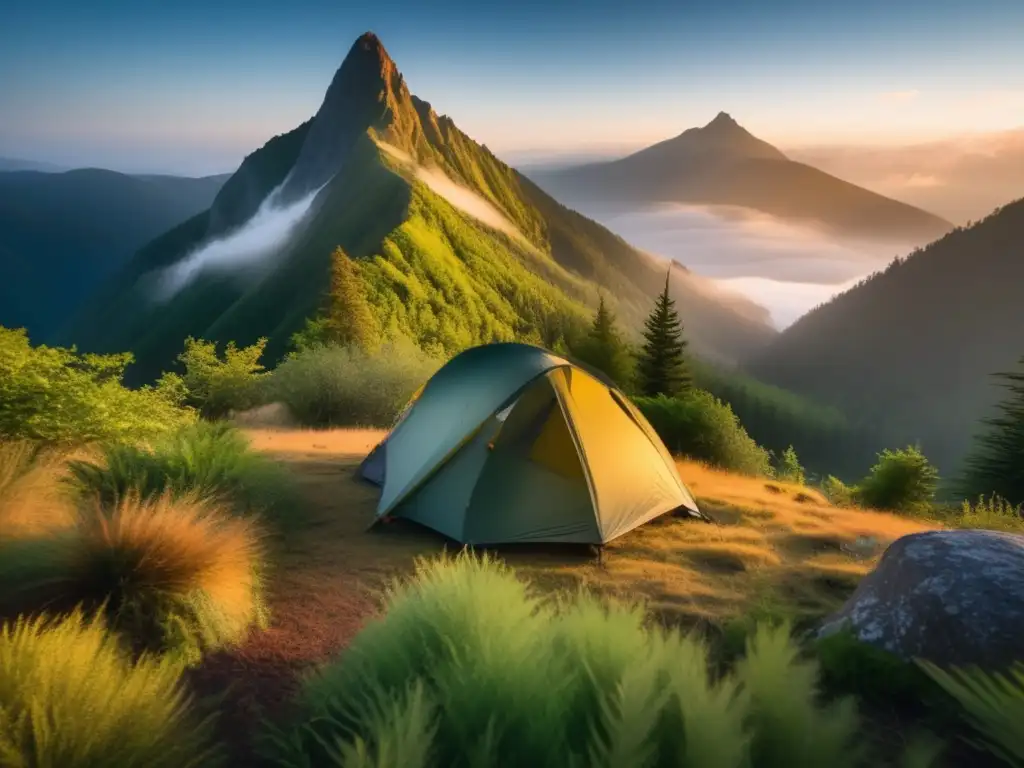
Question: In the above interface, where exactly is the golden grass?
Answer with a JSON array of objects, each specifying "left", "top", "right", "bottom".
[
  {"left": 0, "top": 440, "right": 76, "bottom": 538},
  {"left": 241, "top": 430, "right": 940, "bottom": 641}
]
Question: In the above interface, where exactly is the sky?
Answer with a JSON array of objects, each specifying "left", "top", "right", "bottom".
[{"left": 3, "top": 0, "right": 1024, "bottom": 175}]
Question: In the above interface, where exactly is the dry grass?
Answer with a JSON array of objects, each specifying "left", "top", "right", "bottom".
[{"left": 0, "top": 440, "right": 77, "bottom": 538}]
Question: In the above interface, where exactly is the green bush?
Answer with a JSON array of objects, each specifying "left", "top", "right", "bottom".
[
  {"left": 0, "top": 327, "right": 194, "bottom": 444},
  {"left": 634, "top": 391, "right": 772, "bottom": 476},
  {"left": 821, "top": 475, "right": 857, "bottom": 507},
  {"left": 0, "top": 493, "right": 266, "bottom": 665},
  {"left": 268, "top": 552, "right": 875, "bottom": 768},
  {"left": 0, "top": 610, "right": 221, "bottom": 766},
  {"left": 67, "top": 421, "right": 300, "bottom": 530},
  {"left": 774, "top": 445, "right": 806, "bottom": 485},
  {"left": 856, "top": 446, "right": 940, "bottom": 513},
  {"left": 177, "top": 336, "right": 270, "bottom": 419},
  {"left": 270, "top": 340, "right": 443, "bottom": 428}
]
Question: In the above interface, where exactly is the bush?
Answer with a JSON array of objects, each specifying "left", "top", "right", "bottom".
[
  {"left": 270, "top": 340, "right": 443, "bottom": 428},
  {"left": 856, "top": 446, "right": 940, "bottom": 513},
  {"left": 634, "top": 391, "right": 772, "bottom": 476},
  {"left": 67, "top": 421, "right": 300, "bottom": 530},
  {"left": 0, "top": 492, "right": 266, "bottom": 664},
  {"left": 821, "top": 475, "right": 857, "bottom": 508},
  {"left": 0, "top": 610, "right": 221, "bottom": 767},
  {"left": 0, "top": 440, "right": 74, "bottom": 538},
  {"left": 0, "top": 327, "right": 194, "bottom": 444},
  {"left": 268, "top": 552, "right": 872, "bottom": 768},
  {"left": 178, "top": 336, "right": 270, "bottom": 419},
  {"left": 774, "top": 445, "right": 806, "bottom": 485}
]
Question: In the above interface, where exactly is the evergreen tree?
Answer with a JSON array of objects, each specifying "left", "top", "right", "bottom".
[
  {"left": 325, "top": 247, "right": 378, "bottom": 351},
  {"left": 574, "top": 294, "right": 634, "bottom": 389},
  {"left": 960, "top": 357, "right": 1024, "bottom": 505},
  {"left": 636, "top": 271, "right": 691, "bottom": 397}
]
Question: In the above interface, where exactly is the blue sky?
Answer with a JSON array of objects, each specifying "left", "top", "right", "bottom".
[{"left": 2, "top": 0, "right": 1023, "bottom": 174}]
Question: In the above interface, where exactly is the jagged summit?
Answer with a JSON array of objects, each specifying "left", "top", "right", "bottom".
[{"left": 706, "top": 111, "right": 739, "bottom": 129}]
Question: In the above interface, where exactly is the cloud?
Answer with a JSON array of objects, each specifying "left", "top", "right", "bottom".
[
  {"left": 878, "top": 90, "right": 920, "bottom": 105},
  {"left": 886, "top": 172, "right": 944, "bottom": 188}
]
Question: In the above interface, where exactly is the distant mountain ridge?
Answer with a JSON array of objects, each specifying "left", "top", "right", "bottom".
[
  {"left": 528, "top": 113, "right": 953, "bottom": 243},
  {"left": 0, "top": 168, "right": 230, "bottom": 340},
  {"left": 747, "top": 196, "right": 1024, "bottom": 475},
  {"left": 68, "top": 33, "right": 776, "bottom": 383}
]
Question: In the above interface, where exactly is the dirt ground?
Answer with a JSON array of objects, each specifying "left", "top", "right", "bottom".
[{"left": 192, "top": 427, "right": 937, "bottom": 765}]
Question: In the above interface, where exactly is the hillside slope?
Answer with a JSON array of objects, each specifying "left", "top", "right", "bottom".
[
  {"left": 529, "top": 113, "right": 953, "bottom": 243},
  {"left": 747, "top": 198, "right": 1024, "bottom": 475},
  {"left": 0, "top": 169, "right": 229, "bottom": 340},
  {"left": 69, "top": 33, "right": 775, "bottom": 383}
]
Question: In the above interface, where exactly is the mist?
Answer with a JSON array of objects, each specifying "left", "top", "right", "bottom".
[
  {"left": 568, "top": 202, "right": 905, "bottom": 328},
  {"left": 156, "top": 181, "right": 324, "bottom": 300}
]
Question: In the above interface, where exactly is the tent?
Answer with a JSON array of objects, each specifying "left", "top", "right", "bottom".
[{"left": 358, "top": 342, "right": 703, "bottom": 545}]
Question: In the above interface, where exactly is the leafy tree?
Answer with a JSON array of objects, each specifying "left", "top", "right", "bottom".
[
  {"left": 573, "top": 295, "right": 634, "bottom": 390},
  {"left": 775, "top": 445, "right": 806, "bottom": 485},
  {"left": 177, "top": 337, "right": 269, "bottom": 419},
  {"left": 636, "top": 271, "right": 691, "bottom": 397},
  {"left": 960, "top": 357, "right": 1024, "bottom": 506},
  {"left": 857, "top": 446, "right": 939, "bottom": 513},
  {"left": 324, "top": 247, "right": 379, "bottom": 352}
]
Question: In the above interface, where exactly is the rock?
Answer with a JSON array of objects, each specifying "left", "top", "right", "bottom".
[{"left": 818, "top": 529, "right": 1024, "bottom": 669}]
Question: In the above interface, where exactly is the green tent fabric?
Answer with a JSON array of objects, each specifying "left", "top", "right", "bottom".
[{"left": 366, "top": 342, "right": 702, "bottom": 545}]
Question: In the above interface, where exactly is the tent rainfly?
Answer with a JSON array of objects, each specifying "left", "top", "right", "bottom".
[{"left": 358, "top": 342, "right": 704, "bottom": 545}]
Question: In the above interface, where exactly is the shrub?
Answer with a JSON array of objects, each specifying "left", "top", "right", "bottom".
[
  {"left": 949, "top": 494, "right": 1024, "bottom": 533},
  {"left": 178, "top": 336, "right": 270, "bottom": 419},
  {"left": 270, "top": 339, "right": 443, "bottom": 428},
  {"left": 0, "top": 610, "right": 221, "bottom": 767},
  {"left": 821, "top": 475, "right": 857, "bottom": 508},
  {"left": 856, "top": 446, "right": 940, "bottom": 513},
  {"left": 0, "top": 327, "right": 194, "bottom": 444},
  {"left": 0, "top": 440, "right": 74, "bottom": 538},
  {"left": 634, "top": 391, "right": 772, "bottom": 476},
  {"left": 774, "top": 445, "right": 806, "bottom": 485},
  {"left": 67, "top": 421, "right": 300, "bottom": 530},
  {"left": 268, "top": 552, "right": 870, "bottom": 767},
  {"left": 0, "top": 492, "right": 266, "bottom": 664}
]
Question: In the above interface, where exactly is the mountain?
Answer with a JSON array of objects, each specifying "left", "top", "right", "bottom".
[
  {"left": 0, "top": 169, "right": 230, "bottom": 340},
  {"left": 68, "top": 33, "right": 775, "bottom": 383},
  {"left": 0, "top": 156, "right": 68, "bottom": 172},
  {"left": 528, "top": 113, "right": 953, "bottom": 243},
  {"left": 746, "top": 197, "right": 1024, "bottom": 476}
]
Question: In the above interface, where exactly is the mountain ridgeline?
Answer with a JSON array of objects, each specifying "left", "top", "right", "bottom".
[
  {"left": 67, "top": 33, "right": 775, "bottom": 384},
  {"left": 529, "top": 112, "right": 953, "bottom": 243},
  {"left": 748, "top": 197, "right": 1024, "bottom": 476}
]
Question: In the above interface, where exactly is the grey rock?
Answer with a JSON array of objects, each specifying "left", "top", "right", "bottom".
[{"left": 819, "top": 529, "right": 1024, "bottom": 669}]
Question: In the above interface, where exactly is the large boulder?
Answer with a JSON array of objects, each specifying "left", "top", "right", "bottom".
[{"left": 818, "top": 529, "right": 1024, "bottom": 669}]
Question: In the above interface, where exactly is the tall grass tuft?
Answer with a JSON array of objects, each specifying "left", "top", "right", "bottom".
[
  {"left": 67, "top": 421, "right": 301, "bottom": 531},
  {"left": 0, "top": 610, "right": 221, "bottom": 767},
  {"left": 0, "top": 492, "right": 266, "bottom": 664},
  {"left": 270, "top": 551, "right": 868, "bottom": 768},
  {"left": 0, "top": 440, "right": 74, "bottom": 538},
  {"left": 919, "top": 661, "right": 1024, "bottom": 766},
  {"left": 949, "top": 494, "right": 1024, "bottom": 533}
]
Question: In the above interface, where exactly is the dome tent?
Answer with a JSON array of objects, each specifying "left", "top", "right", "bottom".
[{"left": 359, "top": 343, "right": 703, "bottom": 545}]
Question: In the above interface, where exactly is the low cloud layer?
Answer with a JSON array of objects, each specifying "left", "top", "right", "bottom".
[{"left": 156, "top": 181, "right": 323, "bottom": 300}]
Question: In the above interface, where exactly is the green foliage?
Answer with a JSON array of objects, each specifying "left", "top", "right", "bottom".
[
  {"left": 0, "top": 327, "right": 194, "bottom": 444},
  {"left": 960, "top": 357, "right": 1024, "bottom": 506},
  {"left": 67, "top": 421, "right": 300, "bottom": 530},
  {"left": 0, "top": 610, "right": 221, "bottom": 767},
  {"left": 177, "top": 336, "right": 270, "bottom": 419},
  {"left": 856, "top": 446, "right": 940, "bottom": 513},
  {"left": 919, "top": 660, "right": 1024, "bottom": 767},
  {"left": 0, "top": 493, "right": 267, "bottom": 665},
  {"left": 270, "top": 340, "right": 443, "bottom": 428},
  {"left": 572, "top": 294, "right": 636, "bottom": 390},
  {"left": 634, "top": 392, "right": 773, "bottom": 476},
  {"left": 636, "top": 272, "right": 691, "bottom": 398},
  {"left": 821, "top": 475, "right": 857, "bottom": 507},
  {"left": 774, "top": 445, "right": 806, "bottom": 485},
  {"left": 268, "top": 552, "right": 874, "bottom": 768},
  {"left": 323, "top": 247, "right": 380, "bottom": 351},
  {"left": 949, "top": 494, "right": 1024, "bottom": 532}
]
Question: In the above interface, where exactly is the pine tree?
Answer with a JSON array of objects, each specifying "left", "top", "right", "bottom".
[
  {"left": 960, "top": 357, "right": 1024, "bottom": 505},
  {"left": 325, "top": 247, "right": 378, "bottom": 351},
  {"left": 574, "top": 294, "right": 634, "bottom": 389},
  {"left": 636, "top": 271, "right": 691, "bottom": 397}
]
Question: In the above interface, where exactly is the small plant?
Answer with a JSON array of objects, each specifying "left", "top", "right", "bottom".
[
  {"left": 950, "top": 494, "right": 1024, "bottom": 533},
  {"left": 774, "top": 445, "right": 806, "bottom": 485},
  {"left": 178, "top": 336, "right": 270, "bottom": 419},
  {"left": 634, "top": 391, "right": 772, "bottom": 476},
  {"left": 67, "top": 421, "right": 300, "bottom": 529},
  {"left": 0, "top": 491, "right": 266, "bottom": 664},
  {"left": 821, "top": 475, "right": 857, "bottom": 507},
  {"left": 856, "top": 446, "right": 939, "bottom": 513},
  {"left": 0, "top": 610, "right": 221, "bottom": 766}
]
